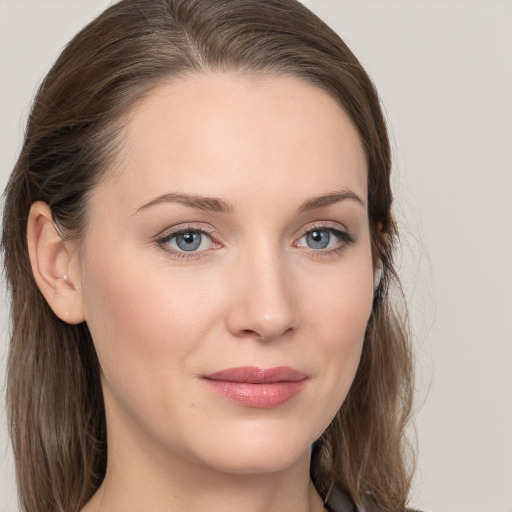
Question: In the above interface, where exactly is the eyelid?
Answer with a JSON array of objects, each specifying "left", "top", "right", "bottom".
[
  {"left": 156, "top": 223, "right": 222, "bottom": 259},
  {"left": 156, "top": 222, "right": 218, "bottom": 240},
  {"left": 295, "top": 221, "right": 351, "bottom": 240},
  {"left": 293, "top": 221, "right": 355, "bottom": 252}
]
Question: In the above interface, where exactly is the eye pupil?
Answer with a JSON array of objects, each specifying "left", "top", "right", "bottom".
[
  {"left": 176, "top": 231, "right": 202, "bottom": 251},
  {"left": 306, "top": 230, "right": 330, "bottom": 249}
]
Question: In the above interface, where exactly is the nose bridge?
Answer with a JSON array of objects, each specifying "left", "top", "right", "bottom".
[{"left": 226, "top": 241, "right": 298, "bottom": 341}]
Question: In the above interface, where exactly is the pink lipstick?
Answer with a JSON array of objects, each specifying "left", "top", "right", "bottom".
[{"left": 203, "top": 366, "right": 308, "bottom": 408}]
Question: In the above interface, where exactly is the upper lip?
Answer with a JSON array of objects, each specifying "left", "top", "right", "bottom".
[{"left": 203, "top": 366, "right": 308, "bottom": 383}]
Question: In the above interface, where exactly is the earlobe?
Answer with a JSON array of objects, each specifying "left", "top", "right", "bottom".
[
  {"left": 373, "top": 225, "right": 387, "bottom": 292},
  {"left": 373, "top": 266, "right": 383, "bottom": 291},
  {"left": 26, "top": 201, "right": 85, "bottom": 324}
]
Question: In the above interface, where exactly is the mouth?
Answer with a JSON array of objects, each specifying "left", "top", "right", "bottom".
[{"left": 202, "top": 366, "right": 308, "bottom": 408}]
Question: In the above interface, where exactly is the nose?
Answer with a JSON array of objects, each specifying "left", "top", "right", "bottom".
[{"left": 225, "top": 249, "right": 299, "bottom": 342}]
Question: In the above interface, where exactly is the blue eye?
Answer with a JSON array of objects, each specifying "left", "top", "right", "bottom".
[
  {"left": 305, "top": 230, "right": 331, "bottom": 249},
  {"left": 175, "top": 231, "right": 202, "bottom": 251},
  {"left": 161, "top": 230, "right": 214, "bottom": 253},
  {"left": 297, "top": 227, "right": 353, "bottom": 251}
]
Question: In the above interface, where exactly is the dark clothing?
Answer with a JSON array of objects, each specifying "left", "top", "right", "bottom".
[
  {"left": 324, "top": 485, "right": 358, "bottom": 512},
  {"left": 324, "top": 484, "right": 422, "bottom": 512}
]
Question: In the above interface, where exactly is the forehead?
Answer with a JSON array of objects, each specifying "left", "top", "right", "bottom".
[{"left": 95, "top": 72, "right": 368, "bottom": 212}]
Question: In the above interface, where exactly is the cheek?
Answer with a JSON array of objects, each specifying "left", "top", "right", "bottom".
[
  {"left": 80, "top": 255, "right": 225, "bottom": 445},
  {"left": 302, "top": 256, "right": 374, "bottom": 418},
  {"left": 80, "top": 249, "right": 215, "bottom": 392},
  {"left": 304, "top": 252, "right": 374, "bottom": 346}
]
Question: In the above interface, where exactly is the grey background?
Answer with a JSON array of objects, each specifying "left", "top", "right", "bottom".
[{"left": 1, "top": 1, "right": 511, "bottom": 510}]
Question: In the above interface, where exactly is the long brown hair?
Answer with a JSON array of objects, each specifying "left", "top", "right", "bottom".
[{"left": 1, "top": 1, "right": 415, "bottom": 511}]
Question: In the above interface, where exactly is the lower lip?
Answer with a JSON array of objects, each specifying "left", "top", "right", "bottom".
[{"left": 203, "top": 380, "right": 307, "bottom": 408}]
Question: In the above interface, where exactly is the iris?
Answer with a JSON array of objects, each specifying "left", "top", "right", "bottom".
[
  {"left": 306, "top": 230, "right": 331, "bottom": 250},
  {"left": 175, "top": 232, "right": 202, "bottom": 251}
]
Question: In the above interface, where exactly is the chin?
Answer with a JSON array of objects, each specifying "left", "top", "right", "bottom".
[
  {"left": 202, "top": 448, "right": 309, "bottom": 476},
  {"left": 186, "top": 421, "right": 318, "bottom": 475}
]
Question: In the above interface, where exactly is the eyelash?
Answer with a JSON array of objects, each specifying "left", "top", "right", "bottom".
[
  {"left": 156, "top": 222, "right": 355, "bottom": 260},
  {"left": 156, "top": 224, "right": 221, "bottom": 260},
  {"left": 293, "top": 222, "right": 355, "bottom": 258}
]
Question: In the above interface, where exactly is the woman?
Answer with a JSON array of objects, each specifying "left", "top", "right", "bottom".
[{"left": 1, "top": 0, "right": 415, "bottom": 511}]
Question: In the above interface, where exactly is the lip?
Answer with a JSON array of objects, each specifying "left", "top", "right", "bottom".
[{"left": 202, "top": 366, "right": 308, "bottom": 408}]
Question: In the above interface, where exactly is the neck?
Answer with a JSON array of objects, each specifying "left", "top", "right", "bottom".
[
  {"left": 82, "top": 398, "right": 326, "bottom": 512},
  {"left": 85, "top": 454, "right": 325, "bottom": 512}
]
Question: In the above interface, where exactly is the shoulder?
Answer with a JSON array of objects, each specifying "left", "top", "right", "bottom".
[
  {"left": 323, "top": 485, "right": 357, "bottom": 512},
  {"left": 357, "top": 503, "right": 424, "bottom": 512},
  {"left": 324, "top": 484, "right": 424, "bottom": 512}
]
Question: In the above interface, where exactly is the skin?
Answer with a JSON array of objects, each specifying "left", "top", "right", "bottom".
[{"left": 28, "top": 73, "right": 374, "bottom": 512}]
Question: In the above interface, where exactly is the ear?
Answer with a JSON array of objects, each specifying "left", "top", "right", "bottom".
[
  {"left": 27, "top": 201, "right": 85, "bottom": 324},
  {"left": 372, "top": 223, "right": 387, "bottom": 291},
  {"left": 373, "top": 266, "right": 383, "bottom": 291}
]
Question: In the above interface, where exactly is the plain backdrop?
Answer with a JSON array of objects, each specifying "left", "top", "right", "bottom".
[{"left": 1, "top": 1, "right": 511, "bottom": 511}]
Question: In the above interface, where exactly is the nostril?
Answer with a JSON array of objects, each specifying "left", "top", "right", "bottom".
[
  {"left": 238, "top": 326, "right": 295, "bottom": 342},
  {"left": 224, "top": 258, "right": 299, "bottom": 341}
]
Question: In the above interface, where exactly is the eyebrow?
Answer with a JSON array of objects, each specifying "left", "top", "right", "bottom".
[
  {"left": 134, "top": 193, "right": 234, "bottom": 214},
  {"left": 134, "top": 188, "right": 365, "bottom": 215},
  {"left": 299, "top": 189, "right": 365, "bottom": 211}
]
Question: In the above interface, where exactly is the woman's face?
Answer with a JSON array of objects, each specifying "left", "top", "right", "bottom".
[{"left": 77, "top": 73, "right": 374, "bottom": 475}]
